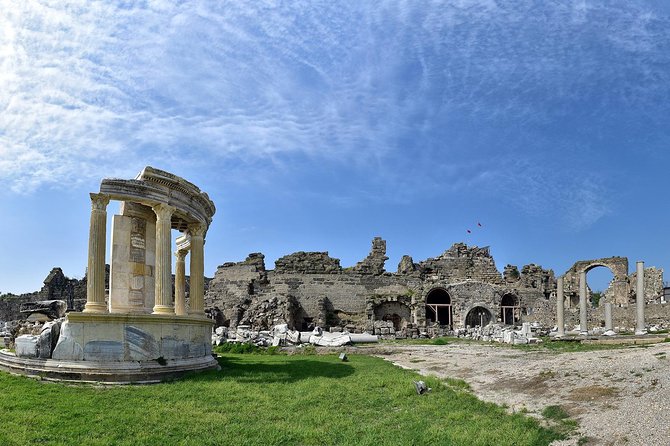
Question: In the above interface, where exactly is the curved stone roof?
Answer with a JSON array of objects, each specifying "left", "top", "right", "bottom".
[{"left": 99, "top": 166, "right": 216, "bottom": 232}]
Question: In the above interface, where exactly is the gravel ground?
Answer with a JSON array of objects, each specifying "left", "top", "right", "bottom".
[{"left": 368, "top": 341, "right": 670, "bottom": 446}]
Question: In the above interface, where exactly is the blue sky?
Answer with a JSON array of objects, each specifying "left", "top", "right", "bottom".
[{"left": 1, "top": 0, "right": 669, "bottom": 294}]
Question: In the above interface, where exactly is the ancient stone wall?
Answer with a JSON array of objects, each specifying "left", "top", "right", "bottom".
[
  {"left": 531, "top": 298, "right": 670, "bottom": 332},
  {"left": 417, "top": 244, "right": 504, "bottom": 284},
  {"left": 205, "top": 240, "right": 554, "bottom": 332}
]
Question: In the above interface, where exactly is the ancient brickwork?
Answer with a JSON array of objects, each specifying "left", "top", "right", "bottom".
[
  {"left": 205, "top": 240, "right": 554, "bottom": 332},
  {"left": 274, "top": 252, "right": 342, "bottom": 274},
  {"left": 532, "top": 298, "right": 670, "bottom": 332},
  {"left": 352, "top": 237, "right": 388, "bottom": 275},
  {"left": 628, "top": 267, "right": 664, "bottom": 304},
  {"left": 417, "top": 244, "right": 504, "bottom": 284}
]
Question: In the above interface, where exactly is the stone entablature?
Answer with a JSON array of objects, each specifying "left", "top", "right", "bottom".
[{"left": 100, "top": 166, "right": 215, "bottom": 232}]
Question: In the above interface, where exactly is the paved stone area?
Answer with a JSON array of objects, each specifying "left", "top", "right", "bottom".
[{"left": 372, "top": 342, "right": 670, "bottom": 446}]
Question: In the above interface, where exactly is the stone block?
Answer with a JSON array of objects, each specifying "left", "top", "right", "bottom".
[
  {"left": 125, "top": 325, "right": 158, "bottom": 360},
  {"left": 161, "top": 337, "right": 191, "bottom": 359},
  {"left": 15, "top": 335, "right": 39, "bottom": 358},
  {"left": 83, "top": 340, "right": 124, "bottom": 361},
  {"left": 38, "top": 321, "right": 61, "bottom": 359}
]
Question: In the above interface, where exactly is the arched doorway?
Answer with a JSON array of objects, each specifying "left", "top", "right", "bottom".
[
  {"left": 584, "top": 265, "right": 614, "bottom": 307},
  {"left": 500, "top": 294, "right": 520, "bottom": 325},
  {"left": 374, "top": 301, "right": 411, "bottom": 331},
  {"left": 425, "top": 288, "right": 452, "bottom": 327},
  {"left": 465, "top": 306, "right": 492, "bottom": 327},
  {"left": 382, "top": 313, "right": 403, "bottom": 331}
]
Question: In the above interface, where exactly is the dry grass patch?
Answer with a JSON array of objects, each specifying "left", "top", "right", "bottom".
[{"left": 568, "top": 385, "right": 620, "bottom": 402}]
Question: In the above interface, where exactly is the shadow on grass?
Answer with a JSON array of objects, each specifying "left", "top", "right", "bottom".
[{"left": 182, "top": 356, "right": 355, "bottom": 384}]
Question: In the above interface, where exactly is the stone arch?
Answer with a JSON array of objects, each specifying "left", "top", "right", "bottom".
[
  {"left": 464, "top": 305, "right": 492, "bottom": 327},
  {"left": 567, "top": 257, "right": 629, "bottom": 306},
  {"left": 425, "top": 287, "right": 452, "bottom": 327},
  {"left": 373, "top": 301, "right": 411, "bottom": 331},
  {"left": 500, "top": 293, "right": 520, "bottom": 325}
]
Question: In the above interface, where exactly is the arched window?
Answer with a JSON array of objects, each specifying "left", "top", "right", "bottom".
[
  {"left": 500, "top": 294, "right": 520, "bottom": 325},
  {"left": 425, "top": 289, "right": 452, "bottom": 327}
]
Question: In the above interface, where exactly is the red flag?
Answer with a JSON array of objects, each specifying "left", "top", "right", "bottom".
[
  {"left": 467, "top": 229, "right": 471, "bottom": 234},
  {"left": 477, "top": 222, "right": 482, "bottom": 227}
]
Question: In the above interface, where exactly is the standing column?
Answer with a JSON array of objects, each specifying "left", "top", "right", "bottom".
[
  {"left": 636, "top": 261, "right": 646, "bottom": 335},
  {"left": 604, "top": 302, "right": 613, "bottom": 331},
  {"left": 152, "top": 203, "right": 175, "bottom": 315},
  {"left": 579, "top": 270, "right": 588, "bottom": 334},
  {"left": 84, "top": 193, "right": 110, "bottom": 313},
  {"left": 174, "top": 249, "right": 188, "bottom": 316},
  {"left": 556, "top": 276, "right": 565, "bottom": 337},
  {"left": 188, "top": 222, "right": 205, "bottom": 315}
]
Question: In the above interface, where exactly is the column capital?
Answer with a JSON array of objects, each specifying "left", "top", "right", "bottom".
[
  {"left": 174, "top": 248, "right": 189, "bottom": 261},
  {"left": 187, "top": 222, "right": 206, "bottom": 237},
  {"left": 152, "top": 203, "right": 176, "bottom": 221},
  {"left": 89, "top": 193, "right": 110, "bottom": 211}
]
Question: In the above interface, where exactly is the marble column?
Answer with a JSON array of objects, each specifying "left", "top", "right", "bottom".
[
  {"left": 152, "top": 203, "right": 175, "bottom": 315},
  {"left": 174, "top": 248, "right": 188, "bottom": 316},
  {"left": 604, "top": 302, "right": 613, "bottom": 331},
  {"left": 84, "top": 193, "right": 110, "bottom": 313},
  {"left": 579, "top": 270, "right": 588, "bottom": 334},
  {"left": 188, "top": 222, "right": 205, "bottom": 315},
  {"left": 636, "top": 261, "right": 646, "bottom": 335},
  {"left": 556, "top": 276, "right": 565, "bottom": 337}
]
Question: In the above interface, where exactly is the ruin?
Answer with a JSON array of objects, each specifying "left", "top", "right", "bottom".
[
  {"left": 0, "top": 167, "right": 218, "bottom": 382},
  {"left": 205, "top": 238, "right": 666, "bottom": 337},
  {"left": 207, "top": 239, "right": 547, "bottom": 336}
]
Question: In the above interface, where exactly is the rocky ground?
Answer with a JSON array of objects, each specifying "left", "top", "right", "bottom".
[{"left": 366, "top": 341, "right": 670, "bottom": 446}]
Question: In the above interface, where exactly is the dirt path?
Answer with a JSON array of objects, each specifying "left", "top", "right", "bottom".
[{"left": 368, "top": 342, "right": 670, "bottom": 446}]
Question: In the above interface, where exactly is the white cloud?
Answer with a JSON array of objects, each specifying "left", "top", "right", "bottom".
[{"left": 0, "top": 0, "right": 667, "bottom": 239}]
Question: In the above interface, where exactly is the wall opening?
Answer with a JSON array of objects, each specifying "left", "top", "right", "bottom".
[
  {"left": 500, "top": 294, "right": 520, "bottom": 325},
  {"left": 374, "top": 301, "right": 411, "bottom": 330},
  {"left": 585, "top": 266, "right": 614, "bottom": 308},
  {"left": 465, "top": 306, "right": 492, "bottom": 327},
  {"left": 425, "top": 288, "right": 452, "bottom": 327}
]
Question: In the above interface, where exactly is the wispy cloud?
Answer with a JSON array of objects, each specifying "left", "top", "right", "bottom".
[{"left": 0, "top": 0, "right": 667, "bottom": 236}]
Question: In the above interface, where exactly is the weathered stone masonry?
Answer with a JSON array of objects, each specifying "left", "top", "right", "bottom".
[{"left": 205, "top": 238, "right": 564, "bottom": 334}]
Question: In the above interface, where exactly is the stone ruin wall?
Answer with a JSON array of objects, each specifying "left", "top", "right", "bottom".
[
  {"left": 4, "top": 239, "right": 666, "bottom": 335},
  {"left": 531, "top": 299, "right": 670, "bottom": 332},
  {"left": 205, "top": 238, "right": 556, "bottom": 333},
  {"left": 1, "top": 265, "right": 204, "bottom": 324},
  {"left": 0, "top": 267, "right": 89, "bottom": 321}
]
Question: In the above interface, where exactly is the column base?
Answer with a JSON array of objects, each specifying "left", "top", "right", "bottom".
[
  {"left": 152, "top": 305, "right": 175, "bottom": 315},
  {"left": 635, "top": 330, "right": 647, "bottom": 336},
  {"left": 83, "top": 302, "right": 108, "bottom": 313}
]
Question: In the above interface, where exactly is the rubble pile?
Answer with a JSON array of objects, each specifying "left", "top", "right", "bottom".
[
  {"left": 237, "top": 296, "right": 301, "bottom": 331},
  {"left": 455, "top": 322, "right": 545, "bottom": 345},
  {"left": 212, "top": 323, "right": 378, "bottom": 348}
]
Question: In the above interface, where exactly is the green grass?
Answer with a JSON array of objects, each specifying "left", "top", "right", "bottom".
[
  {"left": 0, "top": 354, "right": 563, "bottom": 446},
  {"left": 541, "top": 405, "right": 579, "bottom": 438}
]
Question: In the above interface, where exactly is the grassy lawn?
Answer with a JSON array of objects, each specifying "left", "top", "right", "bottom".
[{"left": 0, "top": 353, "right": 563, "bottom": 446}]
